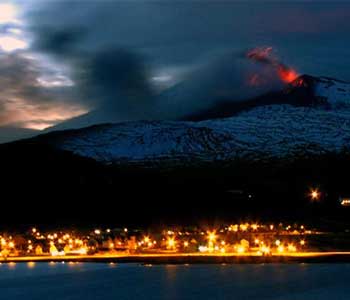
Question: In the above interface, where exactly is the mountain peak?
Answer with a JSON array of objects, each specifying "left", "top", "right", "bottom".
[{"left": 285, "top": 74, "right": 350, "bottom": 107}]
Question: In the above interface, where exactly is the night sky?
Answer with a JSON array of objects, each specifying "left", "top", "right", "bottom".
[{"left": 0, "top": 0, "right": 350, "bottom": 142}]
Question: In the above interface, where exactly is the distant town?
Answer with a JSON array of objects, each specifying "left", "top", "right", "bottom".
[{"left": 0, "top": 219, "right": 350, "bottom": 264}]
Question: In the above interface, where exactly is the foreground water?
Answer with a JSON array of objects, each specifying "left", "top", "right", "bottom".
[{"left": 0, "top": 263, "right": 349, "bottom": 300}]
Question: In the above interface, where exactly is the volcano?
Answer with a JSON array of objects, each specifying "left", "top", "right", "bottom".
[
  {"left": 1, "top": 74, "right": 350, "bottom": 225},
  {"left": 5, "top": 74, "right": 350, "bottom": 166}
]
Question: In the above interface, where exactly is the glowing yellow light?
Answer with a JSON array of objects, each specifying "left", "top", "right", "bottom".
[
  {"left": 269, "top": 225, "right": 274, "bottom": 230},
  {"left": 28, "top": 245, "right": 33, "bottom": 250},
  {"left": 288, "top": 244, "right": 297, "bottom": 252},
  {"left": 183, "top": 241, "right": 189, "bottom": 247},
  {"left": 275, "top": 240, "right": 281, "bottom": 246},
  {"left": 167, "top": 237, "right": 176, "bottom": 249},
  {"left": 207, "top": 231, "right": 217, "bottom": 243},
  {"left": 236, "top": 246, "right": 245, "bottom": 254},
  {"left": 260, "top": 246, "right": 270, "bottom": 254},
  {"left": 143, "top": 236, "right": 150, "bottom": 244},
  {"left": 32, "top": 228, "right": 37, "bottom": 233},
  {"left": 1, "top": 238, "right": 6, "bottom": 246},
  {"left": 109, "top": 243, "right": 114, "bottom": 249},
  {"left": 240, "top": 224, "right": 248, "bottom": 231},
  {"left": 220, "top": 248, "right": 226, "bottom": 253},
  {"left": 310, "top": 189, "right": 320, "bottom": 201},
  {"left": 124, "top": 228, "right": 128, "bottom": 232},
  {"left": 8, "top": 241, "right": 14, "bottom": 248},
  {"left": 277, "top": 246, "right": 284, "bottom": 253},
  {"left": 251, "top": 224, "right": 258, "bottom": 230},
  {"left": 106, "top": 229, "right": 111, "bottom": 233},
  {"left": 300, "top": 240, "right": 305, "bottom": 246},
  {"left": 76, "top": 248, "right": 87, "bottom": 255},
  {"left": 221, "top": 241, "right": 226, "bottom": 246},
  {"left": 94, "top": 229, "right": 101, "bottom": 235},
  {"left": 254, "top": 239, "right": 260, "bottom": 245}
]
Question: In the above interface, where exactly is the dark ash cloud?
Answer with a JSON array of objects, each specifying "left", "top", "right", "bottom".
[{"left": 4, "top": 0, "right": 348, "bottom": 134}]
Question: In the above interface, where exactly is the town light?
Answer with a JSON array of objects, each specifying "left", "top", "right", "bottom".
[
  {"left": 236, "top": 245, "right": 245, "bottom": 254},
  {"left": 260, "top": 246, "right": 270, "bottom": 254},
  {"left": 310, "top": 189, "right": 321, "bottom": 201},
  {"left": 240, "top": 224, "right": 248, "bottom": 231},
  {"left": 251, "top": 224, "right": 258, "bottom": 230},
  {"left": 288, "top": 244, "right": 297, "bottom": 252},
  {"left": 277, "top": 246, "right": 284, "bottom": 253},
  {"left": 167, "top": 237, "right": 176, "bottom": 249},
  {"left": 207, "top": 231, "right": 217, "bottom": 243}
]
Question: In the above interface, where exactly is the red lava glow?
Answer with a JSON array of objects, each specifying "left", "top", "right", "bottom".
[
  {"left": 278, "top": 66, "right": 299, "bottom": 83},
  {"left": 246, "top": 46, "right": 299, "bottom": 85}
]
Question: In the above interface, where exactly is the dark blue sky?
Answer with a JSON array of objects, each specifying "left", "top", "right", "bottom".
[{"left": 0, "top": 1, "right": 349, "bottom": 141}]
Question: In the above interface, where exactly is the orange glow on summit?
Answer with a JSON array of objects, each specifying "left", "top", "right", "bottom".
[
  {"left": 246, "top": 46, "right": 299, "bottom": 85},
  {"left": 277, "top": 66, "right": 299, "bottom": 84}
]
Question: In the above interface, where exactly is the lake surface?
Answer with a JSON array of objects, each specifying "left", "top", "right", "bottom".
[{"left": 0, "top": 262, "right": 349, "bottom": 300}]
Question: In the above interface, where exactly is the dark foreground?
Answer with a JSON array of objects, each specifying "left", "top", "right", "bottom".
[{"left": 1, "top": 263, "right": 350, "bottom": 300}]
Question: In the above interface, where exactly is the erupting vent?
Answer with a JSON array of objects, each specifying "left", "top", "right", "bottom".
[{"left": 246, "top": 46, "right": 299, "bottom": 85}]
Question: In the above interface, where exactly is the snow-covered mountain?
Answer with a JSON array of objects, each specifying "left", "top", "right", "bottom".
[
  {"left": 286, "top": 75, "right": 350, "bottom": 107},
  {"left": 35, "top": 75, "right": 350, "bottom": 166}
]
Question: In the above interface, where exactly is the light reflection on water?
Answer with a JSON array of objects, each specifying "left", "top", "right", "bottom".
[{"left": 0, "top": 263, "right": 349, "bottom": 300}]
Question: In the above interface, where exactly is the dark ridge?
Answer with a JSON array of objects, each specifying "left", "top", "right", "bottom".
[{"left": 0, "top": 135, "right": 350, "bottom": 229}]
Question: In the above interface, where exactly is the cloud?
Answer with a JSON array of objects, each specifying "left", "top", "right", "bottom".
[
  {"left": 0, "top": 1, "right": 88, "bottom": 134},
  {"left": 0, "top": 0, "right": 348, "bottom": 137},
  {"left": 0, "top": 52, "right": 87, "bottom": 130},
  {"left": 29, "top": 2, "right": 298, "bottom": 127}
]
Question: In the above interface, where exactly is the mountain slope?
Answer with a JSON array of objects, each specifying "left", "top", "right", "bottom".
[
  {"left": 40, "top": 104, "right": 349, "bottom": 166},
  {"left": 27, "top": 75, "right": 349, "bottom": 166}
]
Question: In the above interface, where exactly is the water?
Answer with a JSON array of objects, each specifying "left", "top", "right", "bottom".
[{"left": 0, "top": 262, "right": 349, "bottom": 300}]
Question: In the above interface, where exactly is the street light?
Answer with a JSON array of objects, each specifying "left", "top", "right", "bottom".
[{"left": 310, "top": 188, "right": 321, "bottom": 201}]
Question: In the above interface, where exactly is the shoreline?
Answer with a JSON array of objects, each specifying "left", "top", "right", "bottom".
[{"left": 3, "top": 252, "right": 350, "bottom": 264}]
